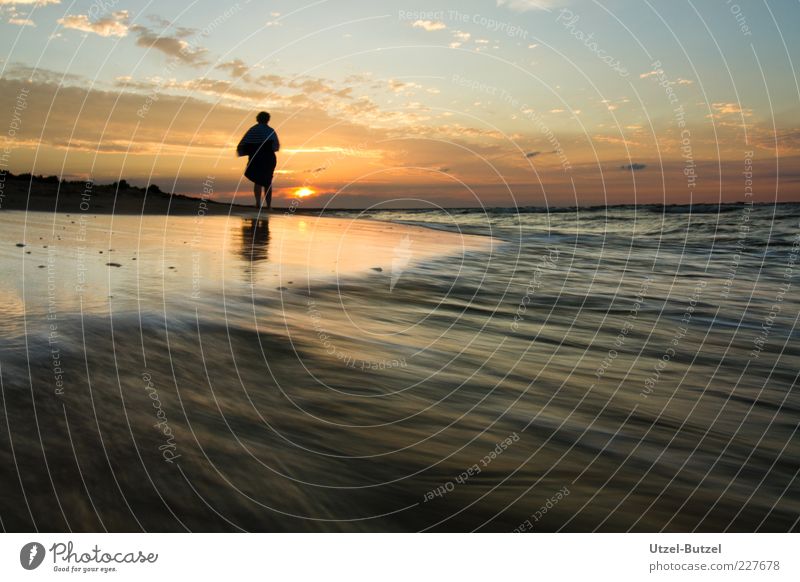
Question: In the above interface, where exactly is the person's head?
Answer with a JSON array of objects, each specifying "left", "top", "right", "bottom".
[{"left": 256, "top": 111, "right": 270, "bottom": 124}]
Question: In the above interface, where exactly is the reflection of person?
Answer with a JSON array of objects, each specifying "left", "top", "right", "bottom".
[
  {"left": 240, "top": 218, "right": 270, "bottom": 269},
  {"left": 237, "top": 111, "right": 280, "bottom": 209}
]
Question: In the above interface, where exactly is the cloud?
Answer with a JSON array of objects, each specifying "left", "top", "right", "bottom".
[
  {"left": 58, "top": 11, "right": 130, "bottom": 37},
  {"left": 216, "top": 58, "right": 250, "bottom": 80},
  {"left": 254, "top": 73, "right": 284, "bottom": 87},
  {"left": 766, "top": 128, "right": 800, "bottom": 154},
  {"left": 496, "top": 0, "right": 558, "bottom": 12},
  {"left": 388, "top": 79, "right": 422, "bottom": 94},
  {"left": 620, "top": 163, "right": 647, "bottom": 171},
  {"left": 448, "top": 31, "right": 471, "bottom": 48},
  {"left": 288, "top": 76, "right": 352, "bottom": 98},
  {"left": 412, "top": 19, "right": 445, "bottom": 32},
  {"left": 2, "top": 0, "right": 57, "bottom": 26},
  {"left": 2, "top": 62, "right": 84, "bottom": 84},
  {"left": 0, "top": 73, "right": 381, "bottom": 159},
  {"left": 525, "top": 151, "right": 541, "bottom": 158},
  {"left": 639, "top": 69, "right": 693, "bottom": 85},
  {"left": 130, "top": 25, "right": 208, "bottom": 64},
  {"left": 711, "top": 102, "right": 750, "bottom": 116}
]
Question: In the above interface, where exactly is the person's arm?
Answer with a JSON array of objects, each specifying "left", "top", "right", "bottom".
[
  {"left": 272, "top": 131, "right": 280, "bottom": 152},
  {"left": 236, "top": 133, "right": 248, "bottom": 157}
]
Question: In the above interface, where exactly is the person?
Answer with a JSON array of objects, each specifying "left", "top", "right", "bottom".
[{"left": 237, "top": 111, "right": 280, "bottom": 209}]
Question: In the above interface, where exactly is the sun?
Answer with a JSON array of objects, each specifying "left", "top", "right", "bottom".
[{"left": 294, "top": 187, "right": 315, "bottom": 198}]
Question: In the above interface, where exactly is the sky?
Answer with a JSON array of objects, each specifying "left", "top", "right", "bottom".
[{"left": 1, "top": 0, "right": 799, "bottom": 208}]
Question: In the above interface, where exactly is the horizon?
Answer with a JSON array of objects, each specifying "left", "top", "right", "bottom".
[
  {"left": 1, "top": 0, "right": 799, "bottom": 208},
  {"left": 7, "top": 170, "right": 799, "bottom": 210}
]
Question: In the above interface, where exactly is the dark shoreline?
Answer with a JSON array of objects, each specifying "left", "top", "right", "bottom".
[
  {"left": 0, "top": 172, "right": 250, "bottom": 216},
  {"left": 1, "top": 172, "right": 798, "bottom": 215}
]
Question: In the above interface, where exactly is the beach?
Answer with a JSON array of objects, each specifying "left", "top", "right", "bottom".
[{"left": 0, "top": 203, "right": 798, "bottom": 532}]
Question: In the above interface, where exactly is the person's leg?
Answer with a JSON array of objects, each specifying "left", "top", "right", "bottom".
[
  {"left": 265, "top": 155, "right": 276, "bottom": 210},
  {"left": 253, "top": 183, "right": 262, "bottom": 207}
]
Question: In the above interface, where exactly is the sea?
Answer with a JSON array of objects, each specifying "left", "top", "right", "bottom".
[{"left": 0, "top": 203, "right": 798, "bottom": 532}]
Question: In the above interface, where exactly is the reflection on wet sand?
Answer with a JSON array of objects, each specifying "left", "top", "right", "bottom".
[{"left": 239, "top": 218, "right": 270, "bottom": 277}]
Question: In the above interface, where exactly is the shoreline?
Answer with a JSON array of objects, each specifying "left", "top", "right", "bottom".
[
  {"left": 2, "top": 174, "right": 797, "bottom": 217},
  {"left": 1, "top": 207, "right": 495, "bottom": 293}
]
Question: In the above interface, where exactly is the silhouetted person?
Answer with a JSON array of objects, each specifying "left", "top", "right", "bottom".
[{"left": 237, "top": 111, "right": 280, "bottom": 209}]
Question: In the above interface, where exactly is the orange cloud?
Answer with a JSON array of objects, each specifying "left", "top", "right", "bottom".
[{"left": 58, "top": 11, "right": 130, "bottom": 37}]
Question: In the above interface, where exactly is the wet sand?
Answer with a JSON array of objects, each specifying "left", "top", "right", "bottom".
[{"left": 1, "top": 205, "right": 798, "bottom": 532}]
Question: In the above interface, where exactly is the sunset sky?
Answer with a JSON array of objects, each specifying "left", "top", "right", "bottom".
[{"left": 1, "top": 0, "right": 799, "bottom": 207}]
